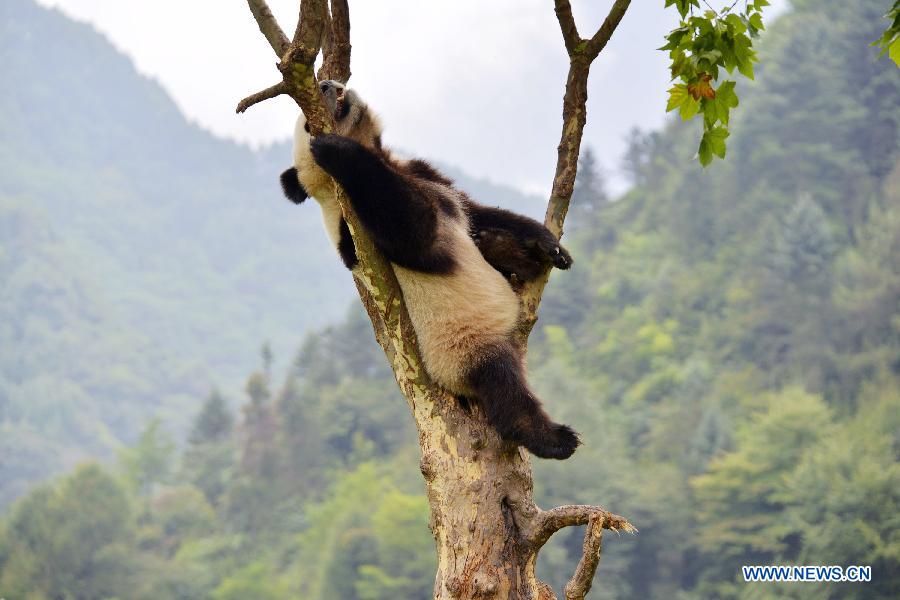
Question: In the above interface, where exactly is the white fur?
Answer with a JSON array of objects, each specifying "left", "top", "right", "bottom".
[
  {"left": 292, "top": 115, "right": 345, "bottom": 255},
  {"left": 394, "top": 215, "right": 519, "bottom": 393}
]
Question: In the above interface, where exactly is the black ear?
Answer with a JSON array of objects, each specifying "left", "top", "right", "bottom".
[{"left": 280, "top": 167, "right": 308, "bottom": 204}]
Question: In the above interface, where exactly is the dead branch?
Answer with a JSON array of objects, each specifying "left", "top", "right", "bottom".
[
  {"left": 563, "top": 514, "right": 604, "bottom": 600},
  {"left": 521, "top": 505, "right": 633, "bottom": 600},
  {"left": 246, "top": 0, "right": 290, "bottom": 57},
  {"left": 236, "top": 81, "right": 287, "bottom": 113},
  {"left": 529, "top": 504, "right": 634, "bottom": 547},
  {"left": 317, "top": 0, "right": 351, "bottom": 82},
  {"left": 290, "top": 0, "right": 327, "bottom": 65}
]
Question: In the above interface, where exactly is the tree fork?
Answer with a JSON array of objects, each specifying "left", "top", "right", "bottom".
[{"left": 238, "top": 1, "right": 634, "bottom": 597}]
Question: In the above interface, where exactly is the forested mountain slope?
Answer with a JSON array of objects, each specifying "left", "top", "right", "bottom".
[
  {"left": 1, "top": 0, "right": 898, "bottom": 598},
  {"left": 0, "top": 0, "right": 543, "bottom": 508}
]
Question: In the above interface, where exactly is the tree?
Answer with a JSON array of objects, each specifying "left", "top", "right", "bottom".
[
  {"left": 783, "top": 382, "right": 900, "bottom": 600},
  {"left": 235, "top": 0, "right": 769, "bottom": 596},
  {"left": 0, "top": 464, "right": 135, "bottom": 600},
  {"left": 119, "top": 418, "right": 175, "bottom": 496},
  {"left": 771, "top": 196, "right": 836, "bottom": 293},
  {"left": 183, "top": 390, "right": 235, "bottom": 505},
  {"left": 620, "top": 127, "right": 657, "bottom": 187},
  {"left": 568, "top": 147, "right": 608, "bottom": 229},
  {"left": 189, "top": 389, "right": 233, "bottom": 446},
  {"left": 691, "top": 389, "right": 832, "bottom": 597}
]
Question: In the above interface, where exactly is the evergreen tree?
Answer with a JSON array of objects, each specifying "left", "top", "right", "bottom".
[
  {"left": 0, "top": 465, "right": 135, "bottom": 600},
  {"left": 119, "top": 418, "right": 175, "bottom": 496},
  {"left": 691, "top": 389, "right": 832, "bottom": 597},
  {"left": 620, "top": 126, "right": 656, "bottom": 186},
  {"left": 568, "top": 146, "right": 608, "bottom": 229},
  {"left": 771, "top": 195, "right": 836, "bottom": 291},
  {"left": 183, "top": 390, "right": 235, "bottom": 505},
  {"left": 189, "top": 389, "right": 233, "bottom": 446}
]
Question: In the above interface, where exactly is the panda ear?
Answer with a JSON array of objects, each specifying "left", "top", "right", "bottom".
[{"left": 280, "top": 167, "right": 308, "bottom": 204}]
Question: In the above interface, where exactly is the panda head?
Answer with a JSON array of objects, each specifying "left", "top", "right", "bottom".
[
  {"left": 294, "top": 81, "right": 382, "bottom": 150},
  {"left": 289, "top": 81, "right": 383, "bottom": 202}
]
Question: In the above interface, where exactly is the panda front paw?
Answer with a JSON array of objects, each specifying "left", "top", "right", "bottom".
[
  {"left": 309, "top": 133, "right": 361, "bottom": 175},
  {"left": 537, "top": 237, "right": 573, "bottom": 270}
]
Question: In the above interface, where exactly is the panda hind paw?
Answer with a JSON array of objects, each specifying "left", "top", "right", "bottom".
[
  {"left": 525, "top": 423, "right": 580, "bottom": 460},
  {"left": 537, "top": 238, "right": 573, "bottom": 270}
]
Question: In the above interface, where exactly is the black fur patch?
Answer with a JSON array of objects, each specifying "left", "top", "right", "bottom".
[
  {"left": 404, "top": 159, "right": 454, "bottom": 186},
  {"left": 280, "top": 167, "right": 308, "bottom": 204},
  {"left": 464, "top": 200, "right": 572, "bottom": 282},
  {"left": 399, "top": 160, "right": 457, "bottom": 216},
  {"left": 465, "top": 344, "right": 580, "bottom": 460},
  {"left": 337, "top": 217, "right": 358, "bottom": 270},
  {"left": 310, "top": 134, "right": 455, "bottom": 274}
]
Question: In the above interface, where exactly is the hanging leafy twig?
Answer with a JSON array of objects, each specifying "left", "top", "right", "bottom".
[
  {"left": 661, "top": 0, "right": 768, "bottom": 166},
  {"left": 873, "top": 0, "right": 900, "bottom": 67}
]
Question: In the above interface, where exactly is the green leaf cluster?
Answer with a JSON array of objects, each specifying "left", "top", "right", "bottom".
[
  {"left": 873, "top": 0, "right": 900, "bottom": 66},
  {"left": 662, "top": 0, "right": 768, "bottom": 165}
]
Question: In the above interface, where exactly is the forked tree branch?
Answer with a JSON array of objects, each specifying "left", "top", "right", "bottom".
[
  {"left": 520, "top": 505, "right": 634, "bottom": 600},
  {"left": 529, "top": 505, "right": 635, "bottom": 546},
  {"left": 317, "top": 0, "right": 351, "bottom": 82},
  {"left": 519, "top": 0, "right": 632, "bottom": 339},
  {"left": 520, "top": 1, "right": 635, "bottom": 586}
]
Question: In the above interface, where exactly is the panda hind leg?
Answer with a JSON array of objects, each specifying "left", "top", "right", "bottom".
[
  {"left": 465, "top": 202, "right": 573, "bottom": 275},
  {"left": 465, "top": 344, "right": 580, "bottom": 460}
]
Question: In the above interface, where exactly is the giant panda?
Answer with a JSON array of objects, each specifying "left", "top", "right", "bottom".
[{"left": 280, "top": 81, "right": 579, "bottom": 459}]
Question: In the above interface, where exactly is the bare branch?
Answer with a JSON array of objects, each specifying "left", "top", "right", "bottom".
[
  {"left": 239, "top": 0, "right": 330, "bottom": 120},
  {"left": 276, "top": 0, "right": 331, "bottom": 133},
  {"left": 235, "top": 81, "right": 287, "bottom": 113},
  {"left": 554, "top": 0, "right": 581, "bottom": 56},
  {"left": 318, "top": 0, "right": 352, "bottom": 82},
  {"left": 563, "top": 514, "right": 604, "bottom": 600},
  {"left": 316, "top": 2, "right": 334, "bottom": 81},
  {"left": 585, "top": 0, "right": 632, "bottom": 60},
  {"left": 246, "top": 0, "right": 290, "bottom": 57},
  {"left": 292, "top": 0, "right": 327, "bottom": 54},
  {"left": 529, "top": 504, "right": 634, "bottom": 546},
  {"left": 517, "top": 0, "right": 633, "bottom": 340}
]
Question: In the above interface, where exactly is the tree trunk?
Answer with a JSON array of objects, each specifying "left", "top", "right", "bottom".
[{"left": 238, "top": 2, "right": 634, "bottom": 597}]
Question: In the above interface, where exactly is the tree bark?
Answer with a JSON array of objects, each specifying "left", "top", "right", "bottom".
[{"left": 239, "top": 2, "right": 634, "bottom": 597}]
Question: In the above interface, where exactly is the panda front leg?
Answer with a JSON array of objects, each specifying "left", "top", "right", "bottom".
[
  {"left": 466, "top": 342, "right": 580, "bottom": 460},
  {"left": 310, "top": 134, "right": 449, "bottom": 271},
  {"left": 279, "top": 167, "right": 309, "bottom": 204}
]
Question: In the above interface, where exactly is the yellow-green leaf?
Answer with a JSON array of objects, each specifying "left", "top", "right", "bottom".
[{"left": 667, "top": 84, "right": 689, "bottom": 112}]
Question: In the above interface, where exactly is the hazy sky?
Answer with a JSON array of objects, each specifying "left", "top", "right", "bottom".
[{"left": 35, "top": 0, "right": 785, "bottom": 195}]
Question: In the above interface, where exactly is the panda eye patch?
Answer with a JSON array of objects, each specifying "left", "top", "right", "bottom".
[{"left": 304, "top": 122, "right": 311, "bottom": 133}]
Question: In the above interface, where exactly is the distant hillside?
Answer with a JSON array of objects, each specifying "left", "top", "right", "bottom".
[{"left": 0, "top": 0, "right": 542, "bottom": 507}]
